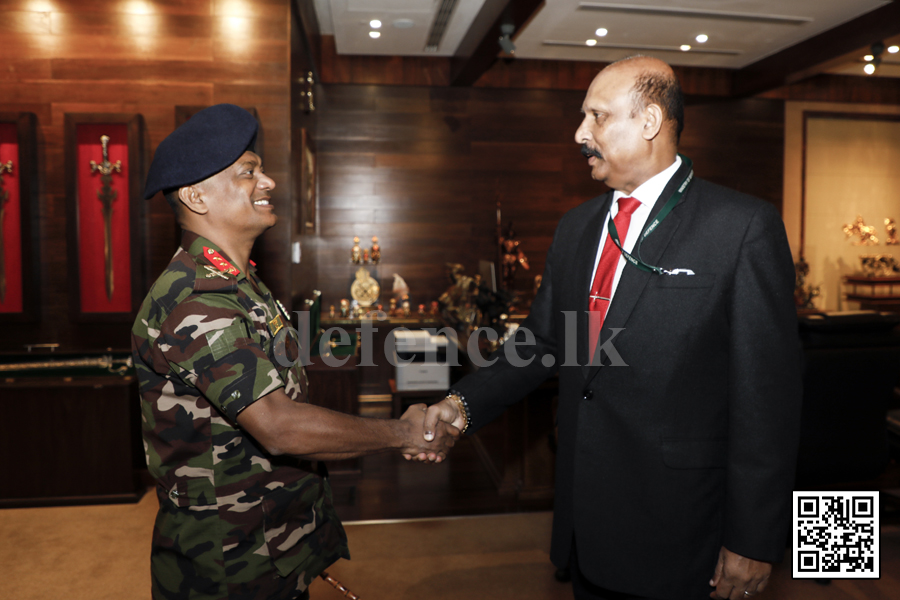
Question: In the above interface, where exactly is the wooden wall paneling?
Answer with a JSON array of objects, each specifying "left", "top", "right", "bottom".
[
  {"left": 289, "top": 0, "right": 319, "bottom": 311},
  {"left": 310, "top": 83, "right": 789, "bottom": 310},
  {"left": 0, "top": 0, "right": 292, "bottom": 353}
]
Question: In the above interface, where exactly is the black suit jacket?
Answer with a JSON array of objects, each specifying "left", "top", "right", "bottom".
[{"left": 453, "top": 160, "right": 802, "bottom": 599}]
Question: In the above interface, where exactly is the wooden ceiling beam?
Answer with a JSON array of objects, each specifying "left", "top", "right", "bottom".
[
  {"left": 732, "top": 0, "right": 900, "bottom": 97},
  {"left": 450, "top": 0, "right": 545, "bottom": 87}
]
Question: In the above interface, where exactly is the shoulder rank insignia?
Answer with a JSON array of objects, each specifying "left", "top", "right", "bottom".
[
  {"left": 203, "top": 265, "right": 230, "bottom": 280},
  {"left": 203, "top": 246, "right": 240, "bottom": 276}
]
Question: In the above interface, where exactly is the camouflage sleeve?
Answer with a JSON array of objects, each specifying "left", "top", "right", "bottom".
[{"left": 156, "top": 294, "right": 285, "bottom": 421}]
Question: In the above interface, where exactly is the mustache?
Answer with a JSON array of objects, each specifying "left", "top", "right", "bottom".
[{"left": 581, "top": 144, "right": 602, "bottom": 159}]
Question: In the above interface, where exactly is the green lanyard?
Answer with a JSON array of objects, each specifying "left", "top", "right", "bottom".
[{"left": 607, "top": 154, "right": 693, "bottom": 275}]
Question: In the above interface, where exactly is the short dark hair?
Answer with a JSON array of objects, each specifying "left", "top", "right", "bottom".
[{"left": 630, "top": 70, "right": 684, "bottom": 144}]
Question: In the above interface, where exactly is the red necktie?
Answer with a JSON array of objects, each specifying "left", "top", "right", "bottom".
[{"left": 588, "top": 196, "right": 641, "bottom": 363}]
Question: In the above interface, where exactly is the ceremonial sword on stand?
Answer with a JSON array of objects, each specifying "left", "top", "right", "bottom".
[
  {"left": 90, "top": 135, "right": 122, "bottom": 301},
  {"left": 0, "top": 160, "right": 14, "bottom": 303}
]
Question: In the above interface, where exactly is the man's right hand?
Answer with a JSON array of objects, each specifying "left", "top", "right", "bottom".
[
  {"left": 403, "top": 398, "right": 467, "bottom": 462},
  {"left": 399, "top": 403, "right": 459, "bottom": 463}
]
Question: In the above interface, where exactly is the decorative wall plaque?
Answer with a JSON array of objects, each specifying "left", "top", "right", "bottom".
[
  {"left": 65, "top": 114, "right": 146, "bottom": 320},
  {"left": 0, "top": 113, "right": 39, "bottom": 322}
]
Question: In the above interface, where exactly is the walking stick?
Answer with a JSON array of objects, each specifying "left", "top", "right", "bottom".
[{"left": 319, "top": 571, "right": 360, "bottom": 599}]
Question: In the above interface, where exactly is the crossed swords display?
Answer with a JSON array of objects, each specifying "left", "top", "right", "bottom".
[
  {"left": 0, "top": 160, "right": 14, "bottom": 303},
  {"left": 89, "top": 135, "right": 122, "bottom": 301}
]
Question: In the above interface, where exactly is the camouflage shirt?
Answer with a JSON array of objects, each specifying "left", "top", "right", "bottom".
[{"left": 132, "top": 230, "right": 349, "bottom": 600}]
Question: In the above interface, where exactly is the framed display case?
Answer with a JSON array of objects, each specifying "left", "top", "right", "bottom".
[
  {"left": 65, "top": 113, "right": 146, "bottom": 320},
  {"left": 0, "top": 112, "right": 40, "bottom": 322}
]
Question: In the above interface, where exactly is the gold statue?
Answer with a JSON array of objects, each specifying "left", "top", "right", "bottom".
[
  {"left": 842, "top": 215, "right": 878, "bottom": 246},
  {"left": 350, "top": 236, "right": 362, "bottom": 264},
  {"left": 370, "top": 236, "right": 381, "bottom": 264},
  {"left": 886, "top": 218, "right": 899, "bottom": 245}
]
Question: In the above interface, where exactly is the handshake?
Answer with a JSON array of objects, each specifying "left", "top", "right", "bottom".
[{"left": 397, "top": 397, "right": 468, "bottom": 463}]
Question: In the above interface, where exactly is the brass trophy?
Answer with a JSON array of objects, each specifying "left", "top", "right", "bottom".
[
  {"left": 89, "top": 135, "right": 123, "bottom": 300},
  {"left": 350, "top": 267, "right": 380, "bottom": 311},
  {"left": 0, "top": 160, "right": 14, "bottom": 303}
]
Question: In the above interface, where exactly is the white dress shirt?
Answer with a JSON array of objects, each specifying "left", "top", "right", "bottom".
[{"left": 590, "top": 156, "right": 682, "bottom": 300}]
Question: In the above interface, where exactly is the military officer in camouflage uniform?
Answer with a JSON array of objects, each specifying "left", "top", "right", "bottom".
[{"left": 133, "top": 104, "right": 457, "bottom": 600}]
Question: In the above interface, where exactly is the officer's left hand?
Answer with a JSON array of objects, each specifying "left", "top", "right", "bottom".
[{"left": 709, "top": 546, "right": 772, "bottom": 599}]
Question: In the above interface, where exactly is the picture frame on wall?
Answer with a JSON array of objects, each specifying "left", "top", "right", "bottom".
[
  {"left": 64, "top": 113, "right": 146, "bottom": 321},
  {"left": 0, "top": 112, "right": 40, "bottom": 323}
]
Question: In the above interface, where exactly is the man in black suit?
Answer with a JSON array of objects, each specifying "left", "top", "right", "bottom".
[{"left": 420, "top": 56, "right": 802, "bottom": 600}]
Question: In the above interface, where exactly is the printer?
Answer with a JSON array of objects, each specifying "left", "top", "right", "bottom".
[{"left": 393, "top": 330, "right": 450, "bottom": 391}]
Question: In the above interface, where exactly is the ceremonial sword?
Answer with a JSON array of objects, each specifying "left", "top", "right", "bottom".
[
  {"left": 90, "top": 135, "right": 122, "bottom": 301},
  {"left": 0, "top": 160, "right": 14, "bottom": 303}
]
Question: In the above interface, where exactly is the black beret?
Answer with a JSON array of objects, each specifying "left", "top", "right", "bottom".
[{"left": 143, "top": 104, "right": 258, "bottom": 199}]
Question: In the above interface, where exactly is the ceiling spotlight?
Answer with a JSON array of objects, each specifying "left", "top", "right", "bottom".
[
  {"left": 369, "top": 19, "right": 381, "bottom": 29},
  {"left": 369, "top": 31, "right": 380, "bottom": 39},
  {"left": 889, "top": 45, "right": 899, "bottom": 54},
  {"left": 864, "top": 63, "right": 876, "bottom": 75},
  {"left": 695, "top": 34, "right": 708, "bottom": 43},
  {"left": 595, "top": 27, "right": 608, "bottom": 37},
  {"left": 680, "top": 44, "right": 691, "bottom": 51},
  {"left": 864, "top": 54, "right": 874, "bottom": 62},
  {"left": 586, "top": 39, "right": 597, "bottom": 47}
]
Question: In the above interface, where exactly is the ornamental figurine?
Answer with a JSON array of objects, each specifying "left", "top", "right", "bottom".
[
  {"left": 499, "top": 222, "right": 530, "bottom": 290},
  {"left": 392, "top": 273, "right": 409, "bottom": 301},
  {"left": 370, "top": 236, "right": 381, "bottom": 264},
  {"left": 350, "top": 236, "right": 362, "bottom": 264},
  {"left": 842, "top": 215, "right": 878, "bottom": 246},
  {"left": 340, "top": 298, "right": 349, "bottom": 318},
  {"left": 886, "top": 218, "right": 899, "bottom": 245},
  {"left": 328, "top": 305, "right": 335, "bottom": 319},
  {"left": 859, "top": 254, "right": 900, "bottom": 277},
  {"left": 362, "top": 249, "right": 369, "bottom": 263}
]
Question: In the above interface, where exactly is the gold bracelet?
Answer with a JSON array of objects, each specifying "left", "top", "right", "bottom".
[{"left": 447, "top": 393, "right": 470, "bottom": 434}]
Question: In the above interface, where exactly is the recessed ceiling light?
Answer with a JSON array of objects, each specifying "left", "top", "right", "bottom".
[
  {"left": 864, "top": 63, "right": 876, "bottom": 75},
  {"left": 595, "top": 28, "right": 608, "bottom": 37},
  {"left": 864, "top": 54, "right": 874, "bottom": 62},
  {"left": 369, "top": 31, "right": 381, "bottom": 39},
  {"left": 369, "top": 19, "right": 381, "bottom": 29},
  {"left": 393, "top": 18, "right": 414, "bottom": 29},
  {"left": 586, "top": 39, "right": 597, "bottom": 46},
  {"left": 888, "top": 45, "right": 899, "bottom": 54},
  {"left": 680, "top": 44, "right": 691, "bottom": 51},
  {"left": 695, "top": 34, "right": 708, "bottom": 43}
]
